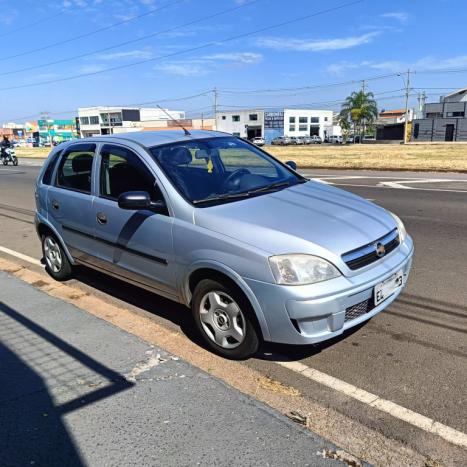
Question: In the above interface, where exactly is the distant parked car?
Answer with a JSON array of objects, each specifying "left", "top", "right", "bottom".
[
  {"left": 329, "top": 135, "right": 343, "bottom": 144},
  {"left": 271, "top": 136, "right": 291, "bottom": 145},
  {"left": 290, "top": 137, "right": 303, "bottom": 145},
  {"left": 310, "top": 135, "right": 322, "bottom": 144},
  {"left": 251, "top": 136, "right": 265, "bottom": 147}
]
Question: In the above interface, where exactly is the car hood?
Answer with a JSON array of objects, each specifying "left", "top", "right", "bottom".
[{"left": 194, "top": 180, "right": 397, "bottom": 258}]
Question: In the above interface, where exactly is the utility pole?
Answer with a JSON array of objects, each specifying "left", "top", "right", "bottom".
[
  {"left": 213, "top": 87, "right": 218, "bottom": 130},
  {"left": 403, "top": 69, "right": 411, "bottom": 144}
]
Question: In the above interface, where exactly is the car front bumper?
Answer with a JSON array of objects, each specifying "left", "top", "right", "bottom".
[{"left": 244, "top": 236, "right": 414, "bottom": 345}]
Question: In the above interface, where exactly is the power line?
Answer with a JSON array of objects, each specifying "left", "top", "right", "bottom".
[
  {"left": 0, "top": 0, "right": 263, "bottom": 78},
  {"left": 0, "top": 10, "right": 69, "bottom": 38},
  {"left": 1, "top": 0, "right": 185, "bottom": 61},
  {"left": 0, "top": 0, "right": 365, "bottom": 92},
  {"left": 219, "top": 73, "right": 398, "bottom": 95}
]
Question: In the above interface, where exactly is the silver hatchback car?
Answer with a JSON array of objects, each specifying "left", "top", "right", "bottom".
[{"left": 35, "top": 131, "right": 413, "bottom": 359}]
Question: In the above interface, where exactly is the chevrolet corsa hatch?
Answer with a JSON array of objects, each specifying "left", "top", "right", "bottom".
[{"left": 35, "top": 131, "right": 414, "bottom": 359}]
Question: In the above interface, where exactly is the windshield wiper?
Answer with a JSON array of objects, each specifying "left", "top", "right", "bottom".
[
  {"left": 247, "top": 180, "right": 291, "bottom": 194},
  {"left": 193, "top": 191, "right": 253, "bottom": 205},
  {"left": 193, "top": 180, "right": 295, "bottom": 205}
]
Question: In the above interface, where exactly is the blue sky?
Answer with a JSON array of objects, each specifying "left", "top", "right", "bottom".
[{"left": 0, "top": 0, "right": 466, "bottom": 123}]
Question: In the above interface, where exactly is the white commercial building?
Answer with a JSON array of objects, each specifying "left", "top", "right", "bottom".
[
  {"left": 215, "top": 109, "right": 264, "bottom": 139},
  {"left": 215, "top": 108, "right": 336, "bottom": 142},
  {"left": 78, "top": 106, "right": 185, "bottom": 137}
]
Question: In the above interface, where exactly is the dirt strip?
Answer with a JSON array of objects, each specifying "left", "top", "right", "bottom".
[{"left": 0, "top": 256, "right": 442, "bottom": 466}]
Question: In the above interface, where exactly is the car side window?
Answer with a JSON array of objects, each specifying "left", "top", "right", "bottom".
[
  {"left": 99, "top": 144, "right": 164, "bottom": 203},
  {"left": 56, "top": 144, "right": 96, "bottom": 193},
  {"left": 42, "top": 150, "right": 62, "bottom": 185}
]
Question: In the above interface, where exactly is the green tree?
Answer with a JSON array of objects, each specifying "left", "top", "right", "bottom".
[{"left": 339, "top": 90, "right": 378, "bottom": 142}]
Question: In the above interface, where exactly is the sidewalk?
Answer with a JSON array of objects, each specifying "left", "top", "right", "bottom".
[{"left": 0, "top": 270, "right": 343, "bottom": 467}]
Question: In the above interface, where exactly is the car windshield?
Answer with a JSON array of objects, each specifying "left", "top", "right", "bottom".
[{"left": 150, "top": 136, "right": 304, "bottom": 206}]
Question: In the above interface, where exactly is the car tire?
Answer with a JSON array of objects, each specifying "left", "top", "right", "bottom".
[
  {"left": 192, "top": 279, "right": 260, "bottom": 359},
  {"left": 42, "top": 234, "right": 73, "bottom": 281}
]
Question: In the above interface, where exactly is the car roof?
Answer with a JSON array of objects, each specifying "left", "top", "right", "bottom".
[{"left": 69, "top": 130, "right": 232, "bottom": 149}]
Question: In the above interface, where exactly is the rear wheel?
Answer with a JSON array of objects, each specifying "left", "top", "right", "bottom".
[
  {"left": 192, "top": 279, "right": 260, "bottom": 359},
  {"left": 42, "top": 234, "right": 73, "bottom": 281},
  {"left": 2, "top": 159, "right": 7, "bottom": 165}
]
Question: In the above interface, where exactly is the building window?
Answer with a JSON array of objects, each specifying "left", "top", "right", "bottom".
[
  {"left": 413, "top": 123, "right": 419, "bottom": 139},
  {"left": 289, "top": 116, "right": 295, "bottom": 123},
  {"left": 426, "top": 112, "right": 442, "bottom": 118},
  {"left": 299, "top": 117, "right": 307, "bottom": 124},
  {"left": 232, "top": 115, "right": 240, "bottom": 122},
  {"left": 89, "top": 116, "right": 99, "bottom": 125},
  {"left": 222, "top": 116, "right": 226, "bottom": 120},
  {"left": 232, "top": 132, "right": 240, "bottom": 136},
  {"left": 289, "top": 125, "right": 295, "bottom": 132},
  {"left": 324, "top": 117, "right": 328, "bottom": 122},
  {"left": 249, "top": 114, "right": 258, "bottom": 121},
  {"left": 446, "top": 111, "right": 465, "bottom": 117},
  {"left": 310, "top": 117, "right": 319, "bottom": 123},
  {"left": 299, "top": 125, "right": 307, "bottom": 132},
  {"left": 80, "top": 117, "right": 89, "bottom": 125}
]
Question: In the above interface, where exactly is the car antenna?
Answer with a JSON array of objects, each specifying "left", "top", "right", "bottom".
[{"left": 156, "top": 105, "right": 191, "bottom": 136}]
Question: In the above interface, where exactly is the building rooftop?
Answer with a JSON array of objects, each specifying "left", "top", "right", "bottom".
[{"left": 379, "top": 109, "right": 406, "bottom": 117}]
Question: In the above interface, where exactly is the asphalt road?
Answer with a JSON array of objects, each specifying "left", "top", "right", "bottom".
[{"left": 1, "top": 162, "right": 466, "bottom": 462}]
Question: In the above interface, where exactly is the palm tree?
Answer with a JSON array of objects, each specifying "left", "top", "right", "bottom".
[{"left": 339, "top": 90, "right": 378, "bottom": 142}]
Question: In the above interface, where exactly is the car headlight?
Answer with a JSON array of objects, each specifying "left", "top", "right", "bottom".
[
  {"left": 269, "top": 254, "right": 341, "bottom": 285},
  {"left": 388, "top": 211, "right": 407, "bottom": 242}
]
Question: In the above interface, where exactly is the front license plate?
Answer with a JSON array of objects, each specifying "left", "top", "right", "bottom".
[{"left": 374, "top": 270, "right": 404, "bottom": 306}]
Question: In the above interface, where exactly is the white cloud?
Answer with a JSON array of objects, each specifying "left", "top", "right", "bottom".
[
  {"left": 256, "top": 32, "right": 379, "bottom": 52},
  {"left": 202, "top": 52, "right": 262, "bottom": 64},
  {"left": 94, "top": 49, "right": 153, "bottom": 61},
  {"left": 77, "top": 64, "right": 106, "bottom": 74},
  {"left": 156, "top": 51, "right": 262, "bottom": 77},
  {"left": 380, "top": 11, "right": 409, "bottom": 24},
  {"left": 326, "top": 55, "right": 467, "bottom": 76},
  {"left": 156, "top": 62, "right": 208, "bottom": 77}
]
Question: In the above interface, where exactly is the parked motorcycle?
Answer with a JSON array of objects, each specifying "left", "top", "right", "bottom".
[{"left": 1, "top": 147, "right": 18, "bottom": 166}]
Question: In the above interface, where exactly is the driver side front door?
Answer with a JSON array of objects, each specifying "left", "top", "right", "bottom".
[{"left": 91, "top": 143, "right": 177, "bottom": 301}]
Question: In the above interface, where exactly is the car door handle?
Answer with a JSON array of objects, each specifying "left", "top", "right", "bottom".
[
  {"left": 96, "top": 212, "right": 107, "bottom": 225},
  {"left": 52, "top": 200, "right": 59, "bottom": 210}
]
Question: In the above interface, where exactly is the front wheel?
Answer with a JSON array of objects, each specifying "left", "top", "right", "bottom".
[
  {"left": 12, "top": 157, "right": 18, "bottom": 166},
  {"left": 42, "top": 234, "right": 73, "bottom": 281},
  {"left": 192, "top": 279, "right": 260, "bottom": 359}
]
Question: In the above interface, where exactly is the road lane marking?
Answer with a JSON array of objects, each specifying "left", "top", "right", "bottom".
[
  {"left": 326, "top": 183, "right": 467, "bottom": 193},
  {"left": 1, "top": 242, "right": 466, "bottom": 449},
  {"left": 0, "top": 246, "right": 42, "bottom": 266},
  {"left": 276, "top": 360, "right": 467, "bottom": 449}
]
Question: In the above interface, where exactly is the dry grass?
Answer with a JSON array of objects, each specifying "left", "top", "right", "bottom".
[
  {"left": 15, "top": 147, "right": 51, "bottom": 158},
  {"left": 15, "top": 143, "right": 467, "bottom": 172},
  {"left": 268, "top": 143, "right": 467, "bottom": 172}
]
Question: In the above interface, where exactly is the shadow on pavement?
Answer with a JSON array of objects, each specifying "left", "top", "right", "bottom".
[
  {"left": 72, "top": 265, "right": 370, "bottom": 362},
  {"left": 0, "top": 301, "right": 134, "bottom": 467}
]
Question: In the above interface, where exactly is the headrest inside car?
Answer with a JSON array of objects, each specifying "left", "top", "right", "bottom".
[
  {"left": 170, "top": 147, "right": 192, "bottom": 165},
  {"left": 72, "top": 154, "right": 93, "bottom": 173}
]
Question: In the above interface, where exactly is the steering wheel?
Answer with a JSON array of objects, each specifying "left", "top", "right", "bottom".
[{"left": 221, "top": 168, "right": 251, "bottom": 192}]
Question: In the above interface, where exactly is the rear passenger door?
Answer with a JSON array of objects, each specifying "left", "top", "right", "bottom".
[
  {"left": 92, "top": 144, "right": 177, "bottom": 299},
  {"left": 47, "top": 143, "right": 98, "bottom": 263}
]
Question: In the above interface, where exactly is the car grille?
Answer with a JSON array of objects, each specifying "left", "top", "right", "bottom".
[
  {"left": 345, "top": 299, "right": 375, "bottom": 322},
  {"left": 342, "top": 228, "right": 400, "bottom": 271}
]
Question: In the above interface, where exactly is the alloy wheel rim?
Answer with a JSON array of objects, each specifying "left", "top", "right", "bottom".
[
  {"left": 44, "top": 236, "right": 62, "bottom": 273},
  {"left": 199, "top": 291, "right": 246, "bottom": 349}
]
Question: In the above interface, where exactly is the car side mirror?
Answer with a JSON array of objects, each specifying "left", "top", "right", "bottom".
[
  {"left": 118, "top": 191, "right": 166, "bottom": 214},
  {"left": 285, "top": 160, "right": 297, "bottom": 170}
]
